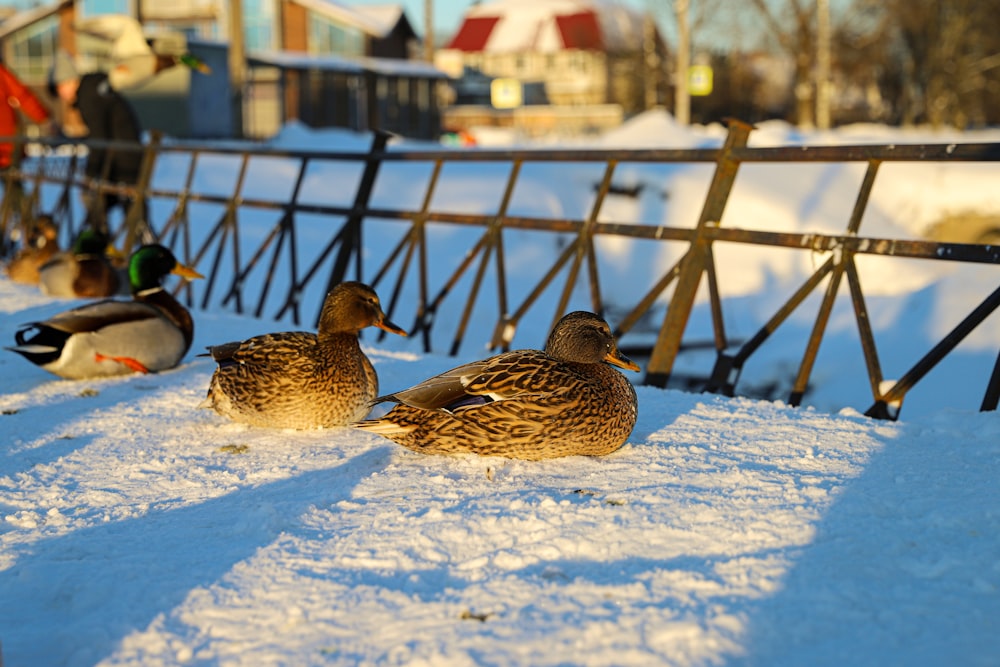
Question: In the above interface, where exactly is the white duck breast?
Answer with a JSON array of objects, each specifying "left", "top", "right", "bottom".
[{"left": 38, "top": 258, "right": 77, "bottom": 297}]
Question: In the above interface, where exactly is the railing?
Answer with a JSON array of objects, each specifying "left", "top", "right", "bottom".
[{"left": 2, "top": 122, "right": 999, "bottom": 420}]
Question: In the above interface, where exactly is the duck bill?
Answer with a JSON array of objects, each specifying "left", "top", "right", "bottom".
[
  {"left": 605, "top": 350, "right": 640, "bottom": 372},
  {"left": 376, "top": 317, "right": 407, "bottom": 337},
  {"left": 172, "top": 264, "right": 205, "bottom": 280},
  {"left": 106, "top": 244, "right": 128, "bottom": 261}
]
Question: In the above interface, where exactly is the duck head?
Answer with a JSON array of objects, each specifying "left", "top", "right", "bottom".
[
  {"left": 545, "top": 311, "right": 640, "bottom": 371},
  {"left": 128, "top": 244, "right": 204, "bottom": 293},
  {"left": 71, "top": 228, "right": 112, "bottom": 257},
  {"left": 317, "top": 281, "right": 407, "bottom": 338}
]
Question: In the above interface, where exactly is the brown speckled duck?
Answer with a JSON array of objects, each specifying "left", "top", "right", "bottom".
[
  {"left": 354, "top": 311, "right": 640, "bottom": 460},
  {"left": 4, "top": 215, "right": 60, "bottom": 285},
  {"left": 7, "top": 244, "right": 203, "bottom": 379},
  {"left": 201, "top": 281, "right": 407, "bottom": 429}
]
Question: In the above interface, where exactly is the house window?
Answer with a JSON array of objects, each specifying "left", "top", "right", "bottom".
[
  {"left": 244, "top": 0, "right": 274, "bottom": 51},
  {"left": 309, "top": 13, "right": 364, "bottom": 57},
  {"left": 6, "top": 15, "right": 59, "bottom": 82}
]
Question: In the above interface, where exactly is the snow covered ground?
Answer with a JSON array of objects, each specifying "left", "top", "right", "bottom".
[{"left": 2, "top": 115, "right": 999, "bottom": 666}]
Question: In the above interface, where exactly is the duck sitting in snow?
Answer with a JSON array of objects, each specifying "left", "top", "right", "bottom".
[
  {"left": 38, "top": 228, "right": 122, "bottom": 298},
  {"left": 354, "top": 311, "right": 640, "bottom": 460},
  {"left": 4, "top": 214, "right": 60, "bottom": 285},
  {"left": 7, "top": 244, "right": 203, "bottom": 379},
  {"left": 200, "top": 281, "right": 407, "bottom": 429}
]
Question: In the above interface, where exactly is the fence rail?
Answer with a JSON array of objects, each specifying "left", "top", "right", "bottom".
[{"left": 2, "top": 121, "right": 998, "bottom": 420}]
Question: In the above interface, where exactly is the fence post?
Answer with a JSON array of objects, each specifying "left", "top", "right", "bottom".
[
  {"left": 644, "top": 119, "right": 752, "bottom": 387},
  {"left": 982, "top": 350, "right": 1000, "bottom": 412},
  {"left": 323, "top": 130, "right": 389, "bottom": 300},
  {"left": 123, "top": 130, "right": 162, "bottom": 253}
]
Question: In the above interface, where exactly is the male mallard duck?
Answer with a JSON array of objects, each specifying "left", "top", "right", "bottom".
[
  {"left": 4, "top": 215, "right": 60, "bottom": 285},
  {"left": 7, "top": 244, "right": 203, "bottom": 379},
  {"left": 38, "top": 228, "right": 122, "bottom": 298},
  {"left": 201, "top": 281, "right": 407, "bottom": 429},
  {"left": 75, "top": 15, "right": 211, "bottom": 91},
  {"left": 355, "top": 311, "right": 640, "bottom": 460}
]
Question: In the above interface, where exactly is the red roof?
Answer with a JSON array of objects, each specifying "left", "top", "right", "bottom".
[
  {"left": 555, "top": 11, "right": 603, "bottom": 50},
  {"left": 447, "top": 16, "right": 501, "bottom": 51}
]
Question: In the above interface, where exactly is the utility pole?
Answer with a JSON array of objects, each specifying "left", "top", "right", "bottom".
[
  {"left": 643, "top": 11, "right": 658, "bottom": 109},
  {"left": 228, "top": 0, "right": 246, "bottom": 138},
  {"left": 424, "top": 0, "right": 434, "bottom": 62},
  {"left": 815, "top": 0, "right": 831, "bottom": 129},
  {"left": 674, "top": 0, "right": 690, "bottom": 125}
]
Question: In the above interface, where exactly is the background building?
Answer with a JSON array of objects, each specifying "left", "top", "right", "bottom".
[
  {"left": 435, "top": 0, "right": 667, "bottom": 137},
  {"left": 0, "top": 0, "right": 447, "bottom": 140}
]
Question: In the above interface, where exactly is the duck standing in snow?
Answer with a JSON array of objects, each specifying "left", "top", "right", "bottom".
[
  {"left": 38, "top": 228, "right": 122, "bottom": 298},
  {"left": 7, "top": 244, "right": 203, "bottom": 379},
  {"left": 354, "top": 311, "right": 639, "bottom": 460},
  {"left": 201, "top": 281, "right": 407, "bottom": 429}
]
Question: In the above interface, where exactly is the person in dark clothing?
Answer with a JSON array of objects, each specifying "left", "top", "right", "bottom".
[{"left": 49, "top": 50, "right": 145, "bottom": 235}]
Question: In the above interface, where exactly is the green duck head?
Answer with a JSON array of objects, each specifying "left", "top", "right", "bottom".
[
  {"left": 71, "top": 229, "right": 111, "bottom": 257},
  {"left": 179, "top": 53, "right": 212, "bottom": 75},
  {"left": 127, "top": 244, "right": 204, "bottom": 293}
]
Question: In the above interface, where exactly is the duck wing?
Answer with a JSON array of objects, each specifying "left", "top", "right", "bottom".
[
  {"left": 204, "top": 332, "right": 317, "bottom": 370},
  {"left": 19, "top": 300, "right": 161, "bottom": 342},
  {"left": 376, "top": 350, "right": 560, "bottom": 412},
  {"left": 9, "top": 300, "right": 163, "bottom": 366},
  {"left": 72, "top": 258, "right": 120, "bottom": 298}
]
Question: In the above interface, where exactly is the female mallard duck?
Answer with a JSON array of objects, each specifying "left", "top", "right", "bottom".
[
  {"left": 38, "top": 228, "right": 122, "bottom": 298},
  {"left": 201, "top": 281, "right": 407, "bottom": 429},
  {"left": 7, "top": 244, "right": 203, "bottom": 379},
  {"left": 355, "top": 311, "right": 640, "bottom": 460},
  {"left": 4, "top": 215, "right": 60, "bottom": 285}
]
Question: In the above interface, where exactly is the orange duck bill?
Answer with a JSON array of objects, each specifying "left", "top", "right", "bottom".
[
  {"left": 376, "top": 317, "right": 407, "bottom": 337},
  {"left": 604, "top": 349, "right": 640, "bottom": 372},
  {"left": 171, "top": 263, "right": 204, "bottom": 280}
]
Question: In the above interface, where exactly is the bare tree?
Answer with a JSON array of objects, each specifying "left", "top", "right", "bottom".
[
  {"left": 674, "top": 0, "right": 691, "bottom": 124},
  {"left": 815, "top": 0, "right": 830, "bottom": 128},
  {"left": 659, "top": 0, "right": 1000, "bottom": 128},
  {"left": 746, "top": 0, "right": 817, "bottom": 127},
  {"left": 829, "top": 0, "right": 893, "bottom": 123},
  {"left": 896, "top": 0, "right": 1000, "bottom": 127},
  {"left": 666, "top": 0, "right": 726, "bottom": 124}
]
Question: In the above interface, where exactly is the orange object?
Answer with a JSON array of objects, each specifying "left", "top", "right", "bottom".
[{"left": 0, "top": 63, "right": 51, "bottom": 169}]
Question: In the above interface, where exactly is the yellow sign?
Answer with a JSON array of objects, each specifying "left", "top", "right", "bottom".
[
  {"left": 491, "top": 78, "right": 523, "bottom": 109},
  {"left": 689, "top": 65, "right": 713, "bottom": 96}
]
